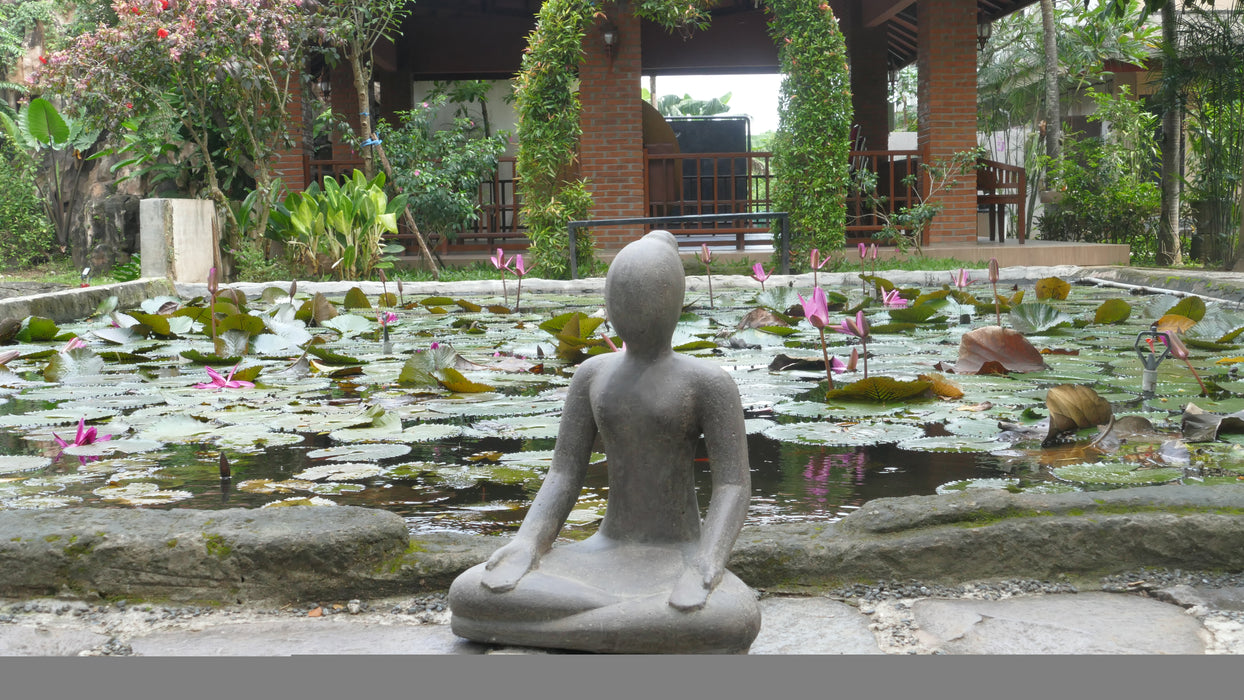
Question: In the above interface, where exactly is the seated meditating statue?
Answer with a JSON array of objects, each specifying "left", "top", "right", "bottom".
[{"left": 448, "top": 230, "right": 762, "bottom": 654}]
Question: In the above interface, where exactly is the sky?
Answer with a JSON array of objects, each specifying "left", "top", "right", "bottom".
[{"left": 645, "top": 73, "right": 784, "bottom": 133}]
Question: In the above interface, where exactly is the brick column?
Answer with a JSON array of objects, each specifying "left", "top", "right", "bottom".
[
  {"left": 917, "top": 0, "right": 979, "bottom": 245},
  {"left": 840, "top": 4, "right": 889, "bottom": 151},
  {"left": 579, "top": 11, "right": 645, "bottom": 250}
]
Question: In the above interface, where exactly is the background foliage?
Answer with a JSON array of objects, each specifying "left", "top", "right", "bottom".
[{"left": 767, "top": 0, "right": 851, "bottom": 268}]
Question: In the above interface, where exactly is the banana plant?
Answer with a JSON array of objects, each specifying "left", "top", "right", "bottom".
[{"left": 0, "top": 98, "right": 101, "bottom": 256}]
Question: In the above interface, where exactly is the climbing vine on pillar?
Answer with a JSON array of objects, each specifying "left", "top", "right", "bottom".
[
  {"left": 515, "top": 0, "right": 711, "bottom": 278},
  {"left": 767, "top": 0, "right": 852, "bottom": 265}
]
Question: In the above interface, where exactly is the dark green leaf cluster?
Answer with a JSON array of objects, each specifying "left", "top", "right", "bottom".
[
  {"left": 1036, "top": 87, "right": 1160, "bottom": 264},
  {"left": 766, "top": 0, "right": 851, "bottom": 267}
]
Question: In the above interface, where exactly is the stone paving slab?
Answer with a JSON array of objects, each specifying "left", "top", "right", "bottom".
[
  {"left": 127, "top": 619, "right": 483, "bottom": 656},
  {"left": 910, "top": 592, "right": 1208, "bottom": 655},
  {"left": 0, "top": 626, "right": 109, "bottom": 656},
  {"left": 749, "top": 597, "right": 883, "bottom": 655}
]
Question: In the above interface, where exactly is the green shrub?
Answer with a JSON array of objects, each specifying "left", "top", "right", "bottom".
[
  {"left": 767, "top": 0, "right": 852, "bottom": 266},
  {"left": 0, "top": 140, "right": 55, "bottom": 269},
  {"left": 1036, "top": 87, "right": 1161, "bottom": 265}
]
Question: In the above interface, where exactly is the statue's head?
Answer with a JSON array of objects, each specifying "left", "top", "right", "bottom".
[{"left": 605, "top": 230, "right": 684, "bottom": 353}]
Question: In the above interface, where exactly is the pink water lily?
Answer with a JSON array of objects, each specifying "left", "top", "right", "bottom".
[
  {"left": 751, "top": 262, "right": 771, "bottom": 291},
  {"left": 799, "top": 286, "right": 838, "bottom": 390},
  {"left": 857, "top": 242, "right": 867, "bottom": 261},
  {"left": 52, "top": 417, "right": 112, "bottom": 450},
  {"left": 951, "top": 268, "right": 971, "bottom": 291},
  {"left": 490, "top": 247, "right": 513, "bottom": 272},
  {"left": 810, "top": 248, "right": 830, "bottom": 289},
  {"left": 378, "top": 311, "right": 398, "bottom": 326},
  {"left": 833, "top": 311, "right": 871, "bottom": 379},
  {"left": 60, "top": 337, "right": 87, "bottom": 353},
  {"left": 700, "top": 244, "right": 716, "bottom": 309},
  {"left": 881, "top": 288, "right": 909, "bottom": 308},
  {"left": 834, "top": 310, "right": 869, "bottom": 340},
  {"left": 511, "top": 254, "right": 535, "bottom": 313},
  {"left": 798, "top": 287, "right": 830, "bottom": 330},
  {"left": 192, "top": 364, "right": 254, "bottom": 390}
]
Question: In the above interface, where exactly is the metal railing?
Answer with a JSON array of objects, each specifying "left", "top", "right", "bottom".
[{"left": 567, "top": 212, "right": 790, "bottom": 279}]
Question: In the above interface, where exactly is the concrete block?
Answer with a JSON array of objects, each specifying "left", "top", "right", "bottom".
[{"left": 140, "top": 199, "right": 215, "bottom": 284}]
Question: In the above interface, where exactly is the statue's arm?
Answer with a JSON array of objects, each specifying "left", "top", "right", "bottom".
[
  {"left": 669, "top": 367, "right": 750, "bottom": 611},
  {"left": 481, "top": 362, "right": 599, "bottom": 592}
]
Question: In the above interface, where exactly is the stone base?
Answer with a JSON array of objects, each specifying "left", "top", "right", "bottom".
[{"left": 450, "top": 564, "right": 761, "bottom": 654}]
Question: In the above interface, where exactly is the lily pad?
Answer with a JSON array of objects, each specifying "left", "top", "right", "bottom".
[
  {"left": 897, "top": 436, "right": 1002, "bottom": 453},
  {"left": 306, "top": 443, "right": 412, "bottom": 461},
  {"left": 762, "top": 421, "right": 924, "bottom": 446},
  {"left": 293, "top": 463, "right": 384, "bottom": 481},
  {"left": 92, "top": 482, "right": 194, "bottom": 505},
  {"left": 1050, "top": 462, "right": 1183, "bottom": 485},
  {"left": 262, "top": 496, "right": 339, "bottom": 507},
  {"left": 0, "top": 455, "right": 53, "bottom": 474}
]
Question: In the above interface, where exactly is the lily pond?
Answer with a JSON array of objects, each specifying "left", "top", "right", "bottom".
[{"left": 2, "top": 275, "right": 1244, "bottom": 537}]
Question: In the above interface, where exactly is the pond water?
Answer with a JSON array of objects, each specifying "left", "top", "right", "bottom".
[{"left": 2, "top": 278, "right": 1243, "bottom": 536}]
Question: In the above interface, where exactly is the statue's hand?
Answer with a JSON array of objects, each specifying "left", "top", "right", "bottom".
[
  {"left": 668, "top": 566, "right": 712, "bottom": 612},
  {"left": 481, "top": 541, "right": 536, "bottom": 593}
]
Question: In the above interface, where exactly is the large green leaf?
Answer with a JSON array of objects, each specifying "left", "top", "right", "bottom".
[
  {"left": 16, "top": 317, "right": 59, "bottom": 343},
  {"left": 44, "top": 347, "right": 105, "bottom": 382},
  {"left": 824, "top": 376, "right": 933, "bottom": 403},
  {"left": 1092, "top": 298, "right": 1131, "bottom": 325},
  {"left": 1009, "top": 303, "right": 1074, "bottom": 334},
  {"left": 25, "top": 97, "right": 69, "bottom": 147}
]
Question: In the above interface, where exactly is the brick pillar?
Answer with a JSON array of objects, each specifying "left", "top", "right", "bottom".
[
  {"left": 917, "top": 0, "right": 978, "bottom": 245},
  {"left": 841, "top": 4, "right": 889, "bottom": 151},
  {"left": 579, "top": 11, "right": 645, "bottom": 251},
  {"left": 273, "top": 76, "right": 308, "bottom": 192}
]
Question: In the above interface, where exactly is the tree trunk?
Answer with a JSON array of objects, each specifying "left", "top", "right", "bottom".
[
  {"left": 1040, "top": 0, "right": 1061, "bottom": 164},
  {"left": 1158, "top": 2, "right": 1182, "bottom": 266},
  {"left": 349, "top": 46, "right": 375, "bottom": 179}
]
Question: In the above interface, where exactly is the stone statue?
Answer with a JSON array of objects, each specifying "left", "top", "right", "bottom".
[{"left": 449, "top": 230, "right": 761, "bottom": 654}]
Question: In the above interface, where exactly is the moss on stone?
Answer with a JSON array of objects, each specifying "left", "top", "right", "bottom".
[
  {"left": 166, "top": 538, "right": 178, "bottom": 548},
  {"left": 44, "top": 534, "right": 61, "bottom": 543},
  {"left": 203, "top": 533, "right": 232, "bottom": 559}
]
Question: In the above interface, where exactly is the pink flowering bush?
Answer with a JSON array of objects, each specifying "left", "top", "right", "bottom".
[{"left": 36, "top": 0, "right": 321, "bottom": 241}]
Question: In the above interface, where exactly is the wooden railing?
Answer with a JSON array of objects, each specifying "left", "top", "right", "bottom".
[
  {"left": 643, "top": 150, "right": 775, "bottom": 250},
  {"left": 976, "top": 158, "right": 1026, "bottom": 244},
  {"left": 307, "top": 150, "right": 1026, "bottom": 256}
]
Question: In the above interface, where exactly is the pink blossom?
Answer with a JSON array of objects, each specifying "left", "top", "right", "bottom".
[
  {"left": 833, "top": 310, "right": 869, "bottom": 341},
  {"left": 881, "top": 289, "right": 908, "bottom": 308},
  {"left": 798, "top": 287, "right": 830, "bottom": 329},
  {"left": 60, "top": 337, "right": 87, "bottom": 353},
  {"left": 950, "top": 268, "right": 971, "bottom": 290},
  {"left": 490, "top": 248, "right": 513, "bottom": 271},
  {"left": 751, "top": 262, "right": 770, "bottom": 284},
  {"left": 52, "top": 417, "right": 112, "bottom": 450},
  {"left": 192, "top": 363, "right": 255, "bottom": 390},
  {"left": 378, "top": 311, "right": 397, "bottom": 326}
]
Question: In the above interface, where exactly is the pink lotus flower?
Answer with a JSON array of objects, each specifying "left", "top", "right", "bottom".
[
  {"left": 378, "top": 311, "right": 398, "bottom": 326},
  {"left": 810, "top": 248, "right": 830, "bottom": 271},
  {"left": 833, "top": 310, "right": 870, "bottom": 340},
  {"left": 512, "top": 255, "right": 535, "bottom": 313},
  {"left": 490, "top": 248, "right": 512, "bottom": 272},
  {"left": 800, "top": 287, "right": 837, "bottom": 390},
  {"left": 858, "top": 242, "right": 867, "bottom": 261},
  {"left": 61, "top": 337, "right": 87, "bottom": 353},
  {"left": 881, "top": 289, "right": 908, "bottom": 308},
  {"left": 798, "top": 287, "right": 830, "bottom": 329},
  {"left": 192, "top": 364, "right": 254, "bottom": 390},
  {"left": 53, "top": 417, "right": 112, "bottom": 450},
  {"left": 751, "top": 262, "right": 771, "bottom": 291},
  {"left": 700, "top": 244, "right": 716, "bottom": 308},
  {"left": 827, "top": 356, "right": 847, "bottom": 374},
  {"left": 951, "top": 268, "right": 971, "bottom": 291},
  {"left": 833, "top": 311, "right": 871, "bottom": 378}
]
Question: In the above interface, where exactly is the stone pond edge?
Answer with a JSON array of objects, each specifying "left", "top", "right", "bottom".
[{"left": 2, "top": 485, "right": 1242, "bottom": 604}]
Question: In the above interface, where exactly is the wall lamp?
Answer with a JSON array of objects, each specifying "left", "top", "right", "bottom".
[
  {"left": 977, "top": 19, "right": 993, "bottom": 51},
  {"left": 600, "top": 17, "right": 619, "bottom": 68}
]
